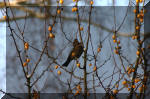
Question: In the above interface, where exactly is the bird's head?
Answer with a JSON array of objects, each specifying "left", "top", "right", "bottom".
[{"left": 73, "top": 39, "right": 79, "bottom": 47}]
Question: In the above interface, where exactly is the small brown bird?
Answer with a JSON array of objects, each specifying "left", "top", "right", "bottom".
[{"left": 62, "top": 39, "right": 83, "bottom": 67}]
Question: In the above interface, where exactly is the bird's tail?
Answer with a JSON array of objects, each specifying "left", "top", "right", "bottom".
[{"left": 62, "top": 57, "right": 71, "bottom": 67}]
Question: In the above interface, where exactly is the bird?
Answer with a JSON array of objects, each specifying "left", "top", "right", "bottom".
[{"left": 62, "top": 39, "right": 83, "bottom": 67}]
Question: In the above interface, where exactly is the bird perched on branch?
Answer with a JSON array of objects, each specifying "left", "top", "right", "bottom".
[{"left": 62, "top": 39, "right": 84, "bottom": 67}]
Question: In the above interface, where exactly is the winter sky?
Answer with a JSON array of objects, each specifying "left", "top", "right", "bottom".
[{"left": 0, "top": 0, "right": 149, "bottom": 98}]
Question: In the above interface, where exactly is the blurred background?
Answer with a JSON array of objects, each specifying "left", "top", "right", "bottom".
[{"left": 0, "top": 0, "right": 150, "bottom": 98}]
